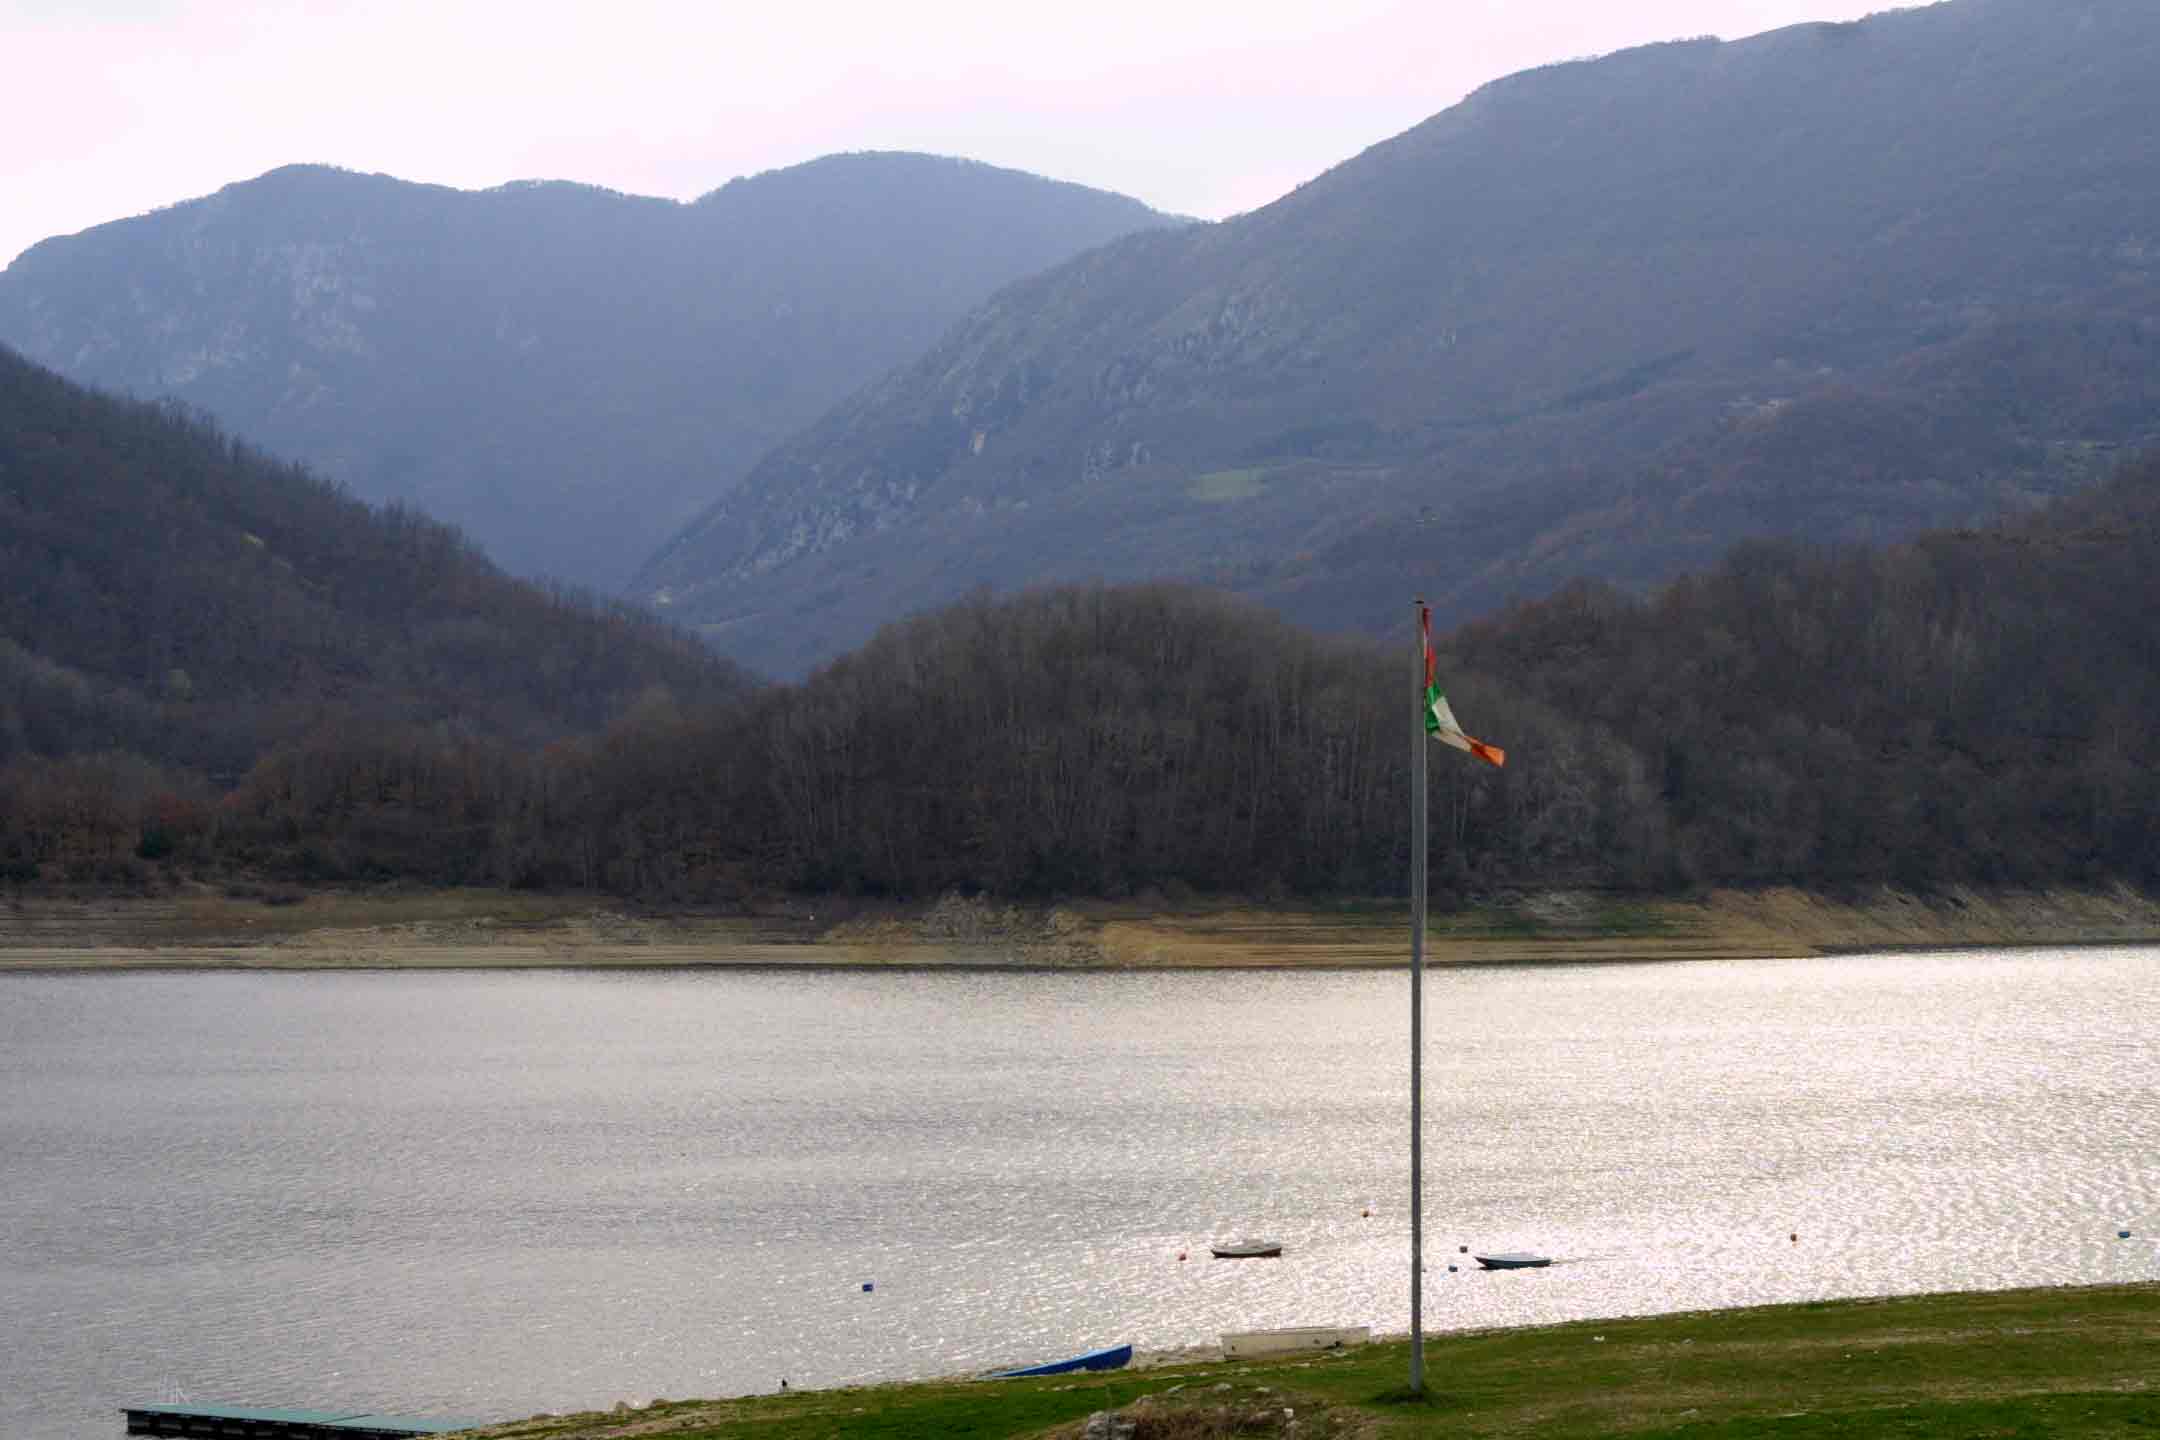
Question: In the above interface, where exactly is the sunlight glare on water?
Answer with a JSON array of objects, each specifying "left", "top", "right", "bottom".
[{"left": 1, "top": 947, "right": 2155, "bottom": 1436}]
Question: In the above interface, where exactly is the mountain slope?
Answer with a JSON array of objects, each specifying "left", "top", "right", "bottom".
[
  {"left": 0, "top": 154, "right": 1177, "bottom": 588},
  {"left": 637, "top": 0, "right": 2160, "bottom": 675},
  {"left": 0, "top": 343, "right": 744, "bottom": 781}
]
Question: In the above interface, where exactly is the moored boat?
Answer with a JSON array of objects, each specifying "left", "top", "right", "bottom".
[
  {"left": 989, "top": 1343, "right": 1133, "bottom": 1378},
  {"left": 1210, "top": 1240, "right": 1284, "bottom": 1259},
  {"left": 1473, "top": 1252, "right": 1552, "bottom": 1269}
]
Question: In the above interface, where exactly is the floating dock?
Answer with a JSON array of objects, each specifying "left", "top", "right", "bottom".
[{"left": 122, "top": 1404, "right": 487, "bottom": 1438}]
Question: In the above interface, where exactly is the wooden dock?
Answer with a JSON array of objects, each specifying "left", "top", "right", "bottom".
[{"left": 122, "top": 1403, "right": 487, "bottom": 1438}]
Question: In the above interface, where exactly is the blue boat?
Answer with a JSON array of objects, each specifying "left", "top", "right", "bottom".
[{"left": 990, "top": 1343, "right": 1134, "bottom": 1378}]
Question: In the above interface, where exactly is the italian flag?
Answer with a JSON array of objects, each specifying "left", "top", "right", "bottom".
[{"left": 1423, "top": 606, "right": 1505, "bottom": 767}]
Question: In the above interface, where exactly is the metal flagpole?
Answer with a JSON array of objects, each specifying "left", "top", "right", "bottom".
[{"left": 1409, "top": 600, "right": 1428, "bottom": 1397}]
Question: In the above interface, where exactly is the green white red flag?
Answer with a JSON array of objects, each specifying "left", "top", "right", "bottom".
[{"left": 1422, "top": 605, "right": 1505, "bottom": 767}]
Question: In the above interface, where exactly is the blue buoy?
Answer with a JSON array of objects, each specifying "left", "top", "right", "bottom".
[
  {"left": 2121, "top": 1230, "right": 2133, "bottom": 1240},
  {"left": 862, "top": 1281, "right": 874, "bottom": 1292},
  {"left": 1448, "top": 1264, "right": 1458, "bottom": 1273}
]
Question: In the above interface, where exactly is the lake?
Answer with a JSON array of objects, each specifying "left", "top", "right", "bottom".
[{"left": 2, "top": 948, "right": 2155, "bottom": 1436}]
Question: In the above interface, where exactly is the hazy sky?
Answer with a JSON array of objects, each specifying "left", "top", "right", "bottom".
[{"left": 4, "top": 0, "right": 1903, "bottom": 267}]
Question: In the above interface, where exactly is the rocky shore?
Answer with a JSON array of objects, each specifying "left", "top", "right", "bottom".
[{"left": 5, "top": 883, "right": 2160, "bottom": 970}]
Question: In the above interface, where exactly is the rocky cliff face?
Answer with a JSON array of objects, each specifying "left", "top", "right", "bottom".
[{"left": 0, "top": 155, "right": 1179, "bottom": 589}]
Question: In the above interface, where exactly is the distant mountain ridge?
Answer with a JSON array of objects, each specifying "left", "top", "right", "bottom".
[
  {"left": 635, "top": 0, "right": 2160, "bottom": 675},
  {"left": 0, "top": 343, "right": 743, "bottom": 782},
  {"left": 0, "top": 154, "right": 1178, "bottom": 588}
]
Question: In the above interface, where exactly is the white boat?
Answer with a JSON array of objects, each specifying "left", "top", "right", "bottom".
[
  {"left": 1473, "top": 1252, "right": 1552, "bottom": 1269},
  {"left": 1221, "top": 1326, "right": 1369, "bottom": 1359}
]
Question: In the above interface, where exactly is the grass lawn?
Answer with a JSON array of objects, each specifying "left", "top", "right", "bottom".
[{"left": 468, "top": 1283, "right": 2158, "bottom": 1439}]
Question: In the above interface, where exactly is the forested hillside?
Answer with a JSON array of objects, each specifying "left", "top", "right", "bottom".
[
  {"left": 0, "top": 344, "right": 744, "bottom": 881},
  {"left": 0, "top": 155, "right": 1176, "bottom": 588},
  {"left": 12, "top": 445, "right": 2157, "bottom": 898},
  {"left": 638, "top": 0, "right": 2160, "bottom": 675}
]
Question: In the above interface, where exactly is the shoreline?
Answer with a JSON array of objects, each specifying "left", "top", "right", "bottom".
[
  {"left": 655, "top": 1275, "right": 2160, "bottom": 1398},
  {"left": 6, "top": 883, "right": 2160, "bottom": 971},
  {"left": 456, "top": 1281, "right": 2160, "bottom": 1439}
]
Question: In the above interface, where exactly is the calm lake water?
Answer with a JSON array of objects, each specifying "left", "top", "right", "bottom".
[{"left": 3, "top": 949, "right": 2156, "bottom": 1437}]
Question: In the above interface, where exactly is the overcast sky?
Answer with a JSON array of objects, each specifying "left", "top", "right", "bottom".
[{"left": 4, "top": 0, "right": 1905, "bottom": 268}]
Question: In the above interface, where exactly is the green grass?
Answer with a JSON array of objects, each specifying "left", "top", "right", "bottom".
[
  {"left": 1430, "top": 905, "right": 1546, "bottom": 940},
  {"left": 1587, "top": 899, "right": 1690, "bottom": 937},
  {"left": 1188, "top": 468, "right": 1268, "bottom": 502},
  {"left": 469, "top": 1284, "right": 2159, "bottom": 1439},
  {"left": 472, "top": 1373, "right": 1174, "bottom": 1440}
]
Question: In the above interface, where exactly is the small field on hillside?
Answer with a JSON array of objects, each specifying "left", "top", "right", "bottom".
[{"left": 1189, "top": 468, "right": 1270, "bottom": 501}]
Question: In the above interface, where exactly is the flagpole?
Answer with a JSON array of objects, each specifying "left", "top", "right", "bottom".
[{"left": 1409, "top": 600, "right": 1428, "bottom": 1398}]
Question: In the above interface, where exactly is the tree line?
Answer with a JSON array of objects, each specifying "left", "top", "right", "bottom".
[{"left": 10, "top": 449, "right": 2160, "bottom": 900}]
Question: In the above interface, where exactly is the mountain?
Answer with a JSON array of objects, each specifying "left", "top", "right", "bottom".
[
  {"left": 0, "top": 154, "right": 1177, "bottom": 589},
  {"left": 635, "top": 0, "right": 2160, "bottom": 676},
  {"left": 0, "top": 342, "right": 745, "bottom": 788}
]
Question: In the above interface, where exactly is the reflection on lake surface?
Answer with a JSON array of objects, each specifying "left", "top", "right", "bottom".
[{"left": 2, "top": 949, "right": 2156, "bottom": 1436}]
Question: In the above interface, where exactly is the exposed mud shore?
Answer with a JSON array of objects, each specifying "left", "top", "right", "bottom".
[{"left": 4, "top": 883, "right": 2159, "bottom": 970}]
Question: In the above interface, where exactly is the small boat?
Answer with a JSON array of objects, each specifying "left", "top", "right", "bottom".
[
  {"left": 1222, "top": 1326, "right": 1370, "bottom": 1359},
  {"left": 1210, "top": 1240, "right": 1284, "bottom": 1259},
  {"left": 989, "top": 1343, "right": 1134, "bottom": 1378},
  {"left": 1474, "top": 1252, "right": 1552, "bottom": 1269}
]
